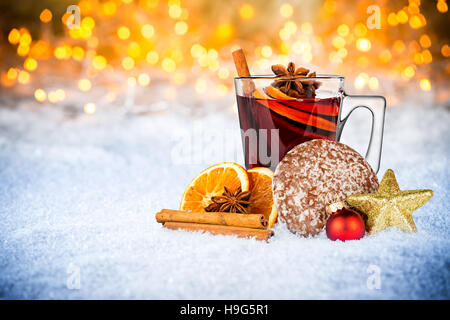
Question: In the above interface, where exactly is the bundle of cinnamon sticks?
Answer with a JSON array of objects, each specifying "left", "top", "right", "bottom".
[{"left": 156, "top": 209, "right": 274, "bottom": 241}]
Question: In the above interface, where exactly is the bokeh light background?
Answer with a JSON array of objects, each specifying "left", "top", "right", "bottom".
[{"left": 0, "top": 0, "right": 449, "bottom": 115}]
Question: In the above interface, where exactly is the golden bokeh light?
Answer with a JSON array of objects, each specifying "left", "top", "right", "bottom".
[
  {"left": 285, "top": 21, "right": 297, "bottom": 34},
  {"left": 419, "top": 34, "right": 431, "bottom": 48},
  {"left": 81, "top": 17, "right": 95, "bottom": 30},
  {"left": 402, "top": 66, "right": 415, "bottom": 79},
  {"left": 393, "top": 40, "right": 406, "bottom": 53},
  {"left": 117, "top": 26, "right": 131, "bottom": 40},
  {"left": 17, "top": 44, "right": 30, "bottom": 56},
  {"left": 146, "top": 51, "right": 159, "bottom": 64},
  {"left": 78, "top": 1, "right": 93, "bottom": 14},
  {"left": 337, "top": 48, "right": 348, "bottom": 58},
  {"left": 0, "top": 0, "right": 445, "bottom": 106},
  {"left": 127, "top": 42, "right": 142, "bottom": 58},
  {"left": 280, "top": 3, "right": 294, "bottom": 18},
  {"left": 47, "top": 89, "right": 66, "bottom": 103},
  {"left": 84, "top": 102, "right": 96, "bottom": 114},
  {"left": 353, "top": 23, "right": 367, "bottom": 37},
  {"left": 442, "top": 44, "right": 450, "bottom": 57},
  {"left": 40, "top": 9, "right": 52, "bottom": 23},
  {"left": 20, "top": 33, "right": 32, "bottom": 46},
  {"left": 138, "top": 73, "right": 151, "bottom": 86},
  {"left": 387, "top": 12, "right": 398, "bottom": 26},
  {"left": 195, "top": 78, "right": 207, "bottom": 94},
  {"left": 141, "top": 24, "right": 155, "bottom": 38},
  {"left": 79, "top": 27, "right": 93, "bottom": 40},
  {"left": 54, "top": 45, "right": 72, "bottom": 60},
  {"left": 379, "top": 49, "right": 392, "bottom": 63},
  {"left": 92, "top": 55, "right": 107, "bottom": 70},
  {"left": 78, "top": 78, "right": 92, "bottom": 91},
  {"left": 17, "top": 70, "right": 30, "bottom": 84},
  {"left": 72, "top": 46, "right": 85, "bottom": 61},
  {"left": 409, "top": 15, "right": 422, "bottom": 29},
  {"left": 34, "top": 89, "right": 47, "bottom": 102},
  {"left": 261, "top": 45, "right": 272, "bottom": 58},
  {"left": 162, "top": 58, "right": 176, "bottom": 72},
  {"left": 174, "top": 21, "right": 188, "bottom": 35},
  {"left": 332, "top": 36, "right": 346, "bottom": 49},
  {"left": 215, "top": 23, "right": 234, "bottom": 43},
  {"left": 8, "top": 28, "right": 20, "bottom": 44},
  {"left": 337, "top": 24, "right": 350, "bottom": 37},
  {"left": 239, "top": 4, "right": 254, "bottom": 20},
  {"left": 7, "top": 68, "right": 18, "bottom": 80},
  {"left": 369, "top": 77, "right": 379, "bottom": 90},
  {"left": 422, "top": 49, "right": 432, "bottom": 63},
  {"left": 48, "top": 91, "right": 59, "bottom": 103},
  {"left": 354, "top": 73, "right": 368, "bottom": 89},
  {"left": 169, "top": 5, "right": 182, "bottom": 19},
  {"left": 397, "top": 10, "right": 409, "bottom": 24},
  {"left": 24, "top": 58, "right": 38, "bottom": 71},
  {"left": 61, "top": 12, "right": 71, "bottom": 25},
  {"left": 356, "top": 38, "right": 371, "bottom": 52},
  {"left": 437, "top": 0, "right": 448, "bottom": 13},
  {"left": 55, "top": 89, "right": 66, "bottom": 101},
  {"left": 419, "top": 78, "right": 431, "bottom": 91},
  {"left": 102, "top": 1, "right": 117, "bottom": 16},
  {"left": 191, "top": 44, "right": 206, "bottom": 58},
  {"left": 122, "top": 57, "right": 135, "bottom": 70},
  {"left": 414, "top": 52, "right": 424, "bottom": 64}
]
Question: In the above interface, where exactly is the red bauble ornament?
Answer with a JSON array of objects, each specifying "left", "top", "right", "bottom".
[{"left": 326, "top": 202, "right": 365, "bottom": 241}]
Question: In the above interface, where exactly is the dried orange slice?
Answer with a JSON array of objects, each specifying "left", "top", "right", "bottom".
[
  {"left": 247, "top": 167, "right": 278, "bottom": 228},
  {"left": 252, "top": 88, "right": 273, "bottom": 100},
  {"left": 252, "top": 92, "right": 337, "bottom": 132},
  {"left": 180, "top": 162, "right": 250, "bottom": 213},
  {"left": 264, "top": 85, "right": 296, "bottom": 100}
]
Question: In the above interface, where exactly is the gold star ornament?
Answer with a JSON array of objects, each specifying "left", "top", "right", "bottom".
[{"left": 346, "top": 169, "right": 433, "bottom": 234}]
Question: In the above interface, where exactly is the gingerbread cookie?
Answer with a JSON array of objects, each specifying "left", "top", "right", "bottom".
[{"left": 273, "top": 139, "right": 379, "bottom": 237}]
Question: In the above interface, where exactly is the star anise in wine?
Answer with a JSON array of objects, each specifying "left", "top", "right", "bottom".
[
  {"left": 271, "top": 62, "right": 321, "bottom": 98},
  {"left": 204, "top": 186, "right": 251, "bottom": 214}
]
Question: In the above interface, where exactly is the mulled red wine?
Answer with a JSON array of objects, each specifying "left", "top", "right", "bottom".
[{"left": 236, "top": 94, "right": 340, "bottom": 169}]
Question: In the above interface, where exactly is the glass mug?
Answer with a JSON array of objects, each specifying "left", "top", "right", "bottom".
[{"left": 234, "top": 75, "right": 386, "bottom": 173}]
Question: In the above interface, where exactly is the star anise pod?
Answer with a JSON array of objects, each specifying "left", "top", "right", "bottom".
[
  {"left": 271, "top": 62, "right": 321, "bottom": 99},
  {"left": 205, "top": 186, "right": 251, "bottom": 214},
  {"left": 204, "top": 202, "right": 221, "bottom": 212}
]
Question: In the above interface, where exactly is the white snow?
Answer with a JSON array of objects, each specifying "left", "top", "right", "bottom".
[{"left": 0, "top": 96, "right": 449, "bottom": 299}]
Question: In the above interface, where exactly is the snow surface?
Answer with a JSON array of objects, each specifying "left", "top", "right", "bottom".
[{"left": 0, "top": 96, "right": 449, "bottom": 299}]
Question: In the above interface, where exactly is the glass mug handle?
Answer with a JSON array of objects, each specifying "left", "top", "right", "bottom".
[{"left": 335, "top": 94, "right": 386, "bottom": 174}]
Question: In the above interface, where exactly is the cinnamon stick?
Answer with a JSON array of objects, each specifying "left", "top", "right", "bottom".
[
  {"left": 163, "top": 222, "right": 274, "bottom": 241},
  {"left": 232, "top": 48, "right": 255, "bottom": 96},
  {"left": 156, "top": 209, "right": 268, "bottom": 229}
]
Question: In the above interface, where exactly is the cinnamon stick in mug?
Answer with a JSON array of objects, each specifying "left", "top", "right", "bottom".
[
  {"left": 163, "top": 222, "right": 274, "bottom": 241},
  {"left": 156, "top": 209, "right": 268, "bottom": 229},
  {"left": 232, "top": 48, "right": 256, "bottom": 96}
]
